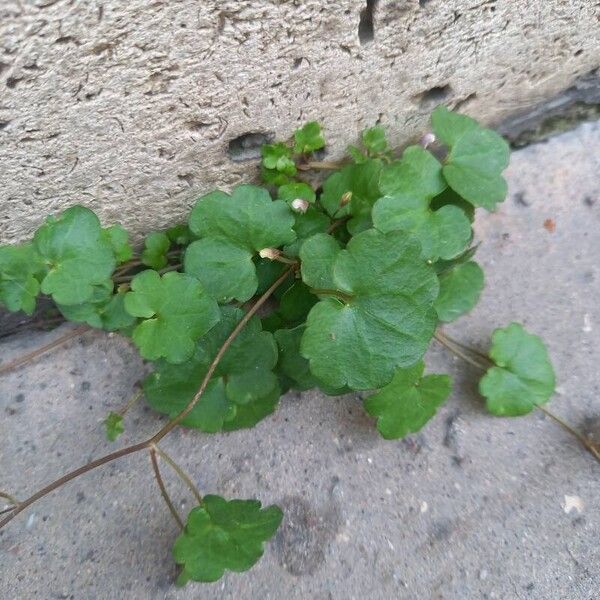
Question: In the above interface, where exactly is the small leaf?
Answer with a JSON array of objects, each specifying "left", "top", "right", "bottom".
[
  {"left": 479, "top": 323, "right": 556, "bottom": 416},
  {"left": 173, "top": 495, "right": 283, "bottom": 585},
  {"left": 431, "top": 106, "right": 510, "bottom": 210},
  {"left": 379, "top": 146, "right": 446, "bottom": 199},
  {"left": 364, "top": 361, "right": 452, "bottom": 439},
  {"left": 293, "top": 121, "right": 325, "bottom": 154},
  {"left": 33, "top": 206, "right": 116, "bottom": 306},
  {"left": 300, "top": 229, "right": 439, "bottom": 390},
  {"left": 362, "top": 125, "right": 388, "bottom": 155},
  {"left": 261, "top": 143, "right": 296, "bottom": 185},
  {"left": 104, "top": 412, "right": 124, "bottom": 442},
  {"left": 372, "top": 195, "right": 471, "bottom": 261},
  {"left": 277, "top": 182, "right": 316, "bottom": 203},
  {"left": 166, "top": 224, "right": 195, "bottom": 246},
  {"left": 283, "top": 207, "right": 330, "bottom": 258},
  {"left": 434, "top": 261, "right": 484, "bottom": 322},
  {"left": 102, "top": 225, "right": 133, "bottom": 263},
  {"left": 124, "top": 270, "right": 220, "bottom": 363},
  {"left": 141, "top": 232, "right": 170, "bottom": 269},
  {"left": 184, "top": 238, "right": 256, "bottom": 303},
  {"left": 0, "top": 244, "right": 45, "bottom": 315}
]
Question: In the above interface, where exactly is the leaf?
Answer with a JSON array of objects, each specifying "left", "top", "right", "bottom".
[
  {"left": 141, "top": 232, "right": 170, "bottom": 269},
  {"left": 166, "top": 224, "right": 195, "bottom": 246},
  {"left": 277, "top": 182, "right": 316, "bottom": 204},
  {"left": 294, "top": 121, "right": 325, "bottom": 154},
  {"left": 299, "top": 233, "right": 341, "bottom": 290},
  {"left": 261, "top": 143, "right": 296, "bottom": 185},
  {"left": 222, "top": 387, "right": 280, "bottom": 431},
  {"left": 283, "top": 207, "right": 330, "bottom": 257},
  {"left": 32, "top": 206, "right": 116, "bottom": 306},
  {"left": 319, "top": 159, "right": 383, "bottom": 227},
  {"left": 434, "top": 261, "right": 484, "bottom": 322},
  {"left": 189, "top": 185, "right": 296, "bottom": 252},
  {"left": 143, "top": 307, "right": 279, "bottom": 431},
  {"left": 364, "top": 361, "right": 451, "bottom": 439},
  {"left": 372, "top": 195, "right": 472, "bottom": 261},
  {"left": 0, "top": 244, "right": 45, "bottom": 315},
  {"left": 431, "top": 106, "right": 510, "bottom": 210},
  {"left": 184, "top": 238, "right": 257, "bottom": 303},
  {"left": 102, "top": 225, "right": 133, "bottom": 263},
  {"left": 278, "top": 281, "right": 317, "bottom": 322},
  {"left": 300, "top": 229, "right": 439, "bottom": 390},
  {"left": 173, "top": 495, "right": 283, "bottom": 585},
  {"left": 58, "top": 290, "right": 137, "bottom": 332},
  {"left": 362, "top": 125, "right": 388, "bottom": 155},
  {"left": 124, "top": 270, "right": 220, "bottom": 363},
  {"left": 479, "top": 323, "right": 556, "bottom": 416},
  {"left": 379, "top": 146, "right": 446, "bottom": 199},
  {"left": 104, "top": 412, "right": 124, "bottom": 442}
]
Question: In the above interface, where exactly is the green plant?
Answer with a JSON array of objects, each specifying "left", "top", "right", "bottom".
[{"left": 1, "top": 107, "right": 598, "bottom": 585}]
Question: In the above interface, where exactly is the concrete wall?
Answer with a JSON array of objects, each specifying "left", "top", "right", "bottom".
[{"left": 1, "top": 0, "right": 599, "bottom": 243}]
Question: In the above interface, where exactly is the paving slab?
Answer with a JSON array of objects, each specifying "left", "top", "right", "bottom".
[{"left": 1, "top": 122, "right": 599, "bottom": 600}]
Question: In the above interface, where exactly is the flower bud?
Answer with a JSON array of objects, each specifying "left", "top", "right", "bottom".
[
  {"left": 291, "top": 198, "right": 309, "bottom": 214},
  {"left": 419, "top": 132, "right": 436, "bottom": 149},
  {"left": 259, "top": 247, "right": 281, "bottom": 260}
]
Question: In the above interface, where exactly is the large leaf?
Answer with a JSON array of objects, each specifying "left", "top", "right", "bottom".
[
  {"left": 434, "top": 261, "right": 484, "bottom": 322},
  {"left": 372, "top": 195, "right": 471, "bottom": 261},
  {"left": 300, "top": 229, "right": 439, "bottom": 390},
  {"left": 186, "top": 185, "right": 295, "bottom": 301},
  {"left": 32, "top": 206, "right": 116, "bottom": 305},
  {"left": 479, "top": 323, "right": 556, "bottom": 416},
  {"left": 124, "top": 270, "right": 220, "bottom": 364},
  {"left": 0, "top": 243, "right": 45, "bottom": 314},
  {"left": 143, "top": 307, "right": 279, "bottom": 431},
  {"left": 173, "top": 495, "right": 283, "bottom": 585},
  {"left": 364, "top": 361, "right": 451, "bottom": 439},
  {"left": 432, "top": 106, "right": 510, "bottom": 210}
]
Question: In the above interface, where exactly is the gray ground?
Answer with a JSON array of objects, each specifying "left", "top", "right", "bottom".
[{"left": 1, "top": 122, "right": 599, "bottom": 600}]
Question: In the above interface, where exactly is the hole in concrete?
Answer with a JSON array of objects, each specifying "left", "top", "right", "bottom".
[
  {"left": 6, "top": 76, "right": 22, "bottom": 89},
  {"left": 415, "top": 84, "right": 452, "bottom": 108},
  {"left": 358, "top": 0, "right": 378, "bottom": 45},
  {"left": 228, "top": 132, "right": 274, "bottom": 162},
  {"left": 419, "top": 0, "right": 434, "bottom": 6}
]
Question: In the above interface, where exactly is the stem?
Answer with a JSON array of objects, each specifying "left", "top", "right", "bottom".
[
  {"left": 433, "top": 331, "right": 489, "bottom": 370},
  {"left": 437, "top": 330, "right": 492, "bottom": 364},
  {"left": 118, "top": 389, "right": 143, "bottom": 417},
  {"left": 0, "top": 267, "right": 293, "bottom": 530},
  {"left": 149, "top": 448, "right": 184, "bottom": 529},
  {"left": 297, "top": 160, "right": 348, "bottom": 171},
  {"left": 0, "top": 491, "right": 20, "bottom": 505},
  {"left": 0, "top": 325, "right": 89, "bottom": 376},
  {"left": 153, "top": 444, "right": 203, "bottom": 505}
]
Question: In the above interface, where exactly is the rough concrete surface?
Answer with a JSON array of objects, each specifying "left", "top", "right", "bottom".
[
  {"left": 1, "top": 0, "right": 600, "bottom": 243},
  {"left": 1, "top": 123, "right": 599, "bottom": 599}
]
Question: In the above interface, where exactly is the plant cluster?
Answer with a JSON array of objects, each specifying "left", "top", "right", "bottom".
[{"left": 1, "top": 109, "right": 590, "bottom": 586}]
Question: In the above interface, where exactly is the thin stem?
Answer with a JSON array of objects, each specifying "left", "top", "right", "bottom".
[
  {"left": 0, "top": 325, "right": 89, "bottom": 376},
  {"left": 433, "top": 331, "right": 489, "bottom": 370},
  {"left": 149, "top": 448, "right": 184, "bottom": 529},
  {"left": 0, "top": 267, "right": 293, "bottom": 530},
  {"left": 0, "top": 491, "right": 20, "bottom": 505},
  {"left": 0, "top": 506, "right": 16, "bottom": 517},
  {"left": 297, "top": 160, "right": 348, "bottom": 171},
  {"left": 537, "top": 405, "right": 600, "bottom": 462},
  {"left": 437, "top": 330, "right": 492, "bottom": 364},
  {"left": 152, "top": 444, "right": 203, "bottom": 505},
  {"left": 118, "top": 389, "right": 143, "bottom": 417}
]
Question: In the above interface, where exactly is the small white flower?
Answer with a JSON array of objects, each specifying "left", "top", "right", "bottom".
[
  {"left": 259, "top": 247, "right": 281, "bottom": 260},
  {"left": 291, "top": 198, "right": 309, "bottom": 214},
  {"left": 419, "top": 132, "right": 436, "bottom": 149}
]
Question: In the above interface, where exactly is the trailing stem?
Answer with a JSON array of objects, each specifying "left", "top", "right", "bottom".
[{"left": 0, "top": 267, "right": 293, "bottom": 530}]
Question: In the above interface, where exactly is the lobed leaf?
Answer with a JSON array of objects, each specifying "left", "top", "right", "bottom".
[
  {"left": 141, "top": 232, "right": 170, "bottom": 270},
  {"left": 0, "top": 244, "right": 45, "bottom": 314},
  {"left": 293, "top": 121, "right": 325, "bottom": 154},
  {"left": 434, "top": 261, "right": 484, "bottom": 322},
  {"left": 104, "top": 412, "right": 124, "bottom": 442}
]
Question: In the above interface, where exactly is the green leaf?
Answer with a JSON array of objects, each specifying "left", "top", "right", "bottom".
[
  {"left": 141, "top": 232, "right": 170, "bottom": 269},
  {"left": 277, "top": 182, "right": 316, "bottom": 203},
  {"left": 372, "top": 195, "right": 472, "bottom": 261},
  {"left": 143, "top": 308, "right": 279, "bottom": 431},
  {"left": 300, "top": 229, "right": 439, "bottom": 390},
  {"left": 294, "top": 121, "right": 325, "bottom": 154},
  {"left": 479, "top": 323, "right": 556, "bottom": 416},
  {"left": 431, "top": 106, "right": 510, "bottom": 210},
  {"left": 379, "top": 146, "right": 446, "bottom": 199},
  {"left": 434, "top": 261, "right": 484, "bottom": 322},
  {"left": 104, "top": 412, "right": 124, "bottom": 442},
  {"left": 58, "top": 290, "right": 136, "bottom": 332},
  {"left": 173, "top": 495, "right": 283, "bottom": 585},
  {"left": 284, "top": 207, "right": 330, "bottom": 258},
  {"left": 278, "top": 281, "right": 317, "bottom": 322},
  {"left": 364, "top": 361, "right": 452, "bottom": 439},
  {"left": 222, "top": 387, "right": 281, "bottom": 430},
  {"left": 184, "top": 238, "right": 256, "bottom": 303},
  {"left": 261, "top": 143, "right": 296, "bottom": 185},
  {"left": 189, "top": 185, "right": 296, "bottom": 252},
  {"left": 166, "top": 224, "right": 195, "bottom": 246},
  {"left": 124, "top": 270, "right": 220, "bottom": 364},
  {"left": 299, "top": 233, "right": 341, "bottom": 290},
  {"left": 32, "top": 206, "right": 116, "bottom": 306},
  {"left": 320, "top": 159, "right": 383, "bottom": 229},
  {"left": 102, "top": 225, "right": 133, "bottom": 263},
  {"left": 362, "top": 125, "right": 388, "bottom": 155},
  {"left": 430, "top": 187, "right": 475, "bottom": 222},
  {"left": 0, "top": 244, "right": 45, "bottom": 315}
]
